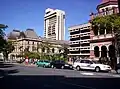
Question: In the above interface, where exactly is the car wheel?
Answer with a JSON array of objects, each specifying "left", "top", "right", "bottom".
[
  {"left": 51, "top": 65, "right": 54, "bottom": 68},
  {"left": 95, "top": 67, "right": 100, "bottom": 72},
  {"left": 76, "top": 66, "right": 80, "bottom": 71},
  {"left": 43, "top": 65, "right": 46, "bottom": 68},
  {"left": 61, "top": 66, "right": 64, "bottom": 69}
]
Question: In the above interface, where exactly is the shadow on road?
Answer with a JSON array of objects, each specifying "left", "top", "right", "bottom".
[
  {"left": 0, "top": 63, "right": 15, "bottom": 68},
  {"left": 0, "top": 75, "right": 120, "bottom": 89},
  {"left": 0, "top": 69, "right": 19, "bottom": 77}
]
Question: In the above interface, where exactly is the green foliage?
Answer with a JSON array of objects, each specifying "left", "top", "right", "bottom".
[
  {"left": 2, "top": 41, "right": 15, "bottom": 60},
  {"left": 0, "top": 24, "right": 7, "bottom": 37},
  {"left": 0, "top": 24, "right": 8, "bottom": 52},
  {"left": 24, "top": 52, "right": 40, "bottom": 59},
  {"left": 91, "top": 14, "right": 120, "bottom": 34}
]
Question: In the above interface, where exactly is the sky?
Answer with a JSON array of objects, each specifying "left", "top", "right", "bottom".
[{"left": 0, "top": 0, "right": 101, "bottom": 40}]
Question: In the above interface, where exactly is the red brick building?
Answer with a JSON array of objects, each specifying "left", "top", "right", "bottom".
[{"left": 90, "top": 0, "right": 119, "bottom": 60}]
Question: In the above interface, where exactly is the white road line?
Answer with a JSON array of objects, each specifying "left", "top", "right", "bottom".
[
  {"left": 0, "top": 76, "right": 4, "bottom": 78},
  {"left": 112, "top": 75, "right": 120, "bottom": 77},
  {"left": 81, "top": 73, "right": 94, "bottom": 76},
  {"left": 60, "top": 81, "right": 96, "bottom": 89}
]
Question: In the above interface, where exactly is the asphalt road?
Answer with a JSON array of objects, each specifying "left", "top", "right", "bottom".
[{"left": 1, "top": 64, "right": 120, "bottom": 89}]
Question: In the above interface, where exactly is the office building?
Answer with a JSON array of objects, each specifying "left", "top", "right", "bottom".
[
  {"left": 44, "top": 8, "right": 65, "bottom": 40},
  {"left": 68, "top": 23, "right": 91, "bottom": 59}
]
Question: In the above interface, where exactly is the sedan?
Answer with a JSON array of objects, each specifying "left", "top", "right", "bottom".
[
  {"left": 50, "top": 60, "right": 73, "bottom": 69},
  {"left": 36, "top": 60, "right": 51, "bottom": 68}
]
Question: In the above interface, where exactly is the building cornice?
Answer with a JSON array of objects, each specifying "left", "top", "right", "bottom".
[{"left": 97, "top": 1, "right": 118, "bottom": 10}]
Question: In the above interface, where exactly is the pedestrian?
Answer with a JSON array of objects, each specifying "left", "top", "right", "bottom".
[{"left": 25, "top": 58, "right": 28, "bottom": 65}]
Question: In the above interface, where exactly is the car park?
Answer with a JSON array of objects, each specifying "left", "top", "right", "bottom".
[
  {"left": 50, "top": 60, "right": 73, "bottom": 69},
  {"left": 73, "top": 59, "right": 111, "bottom": 72}
]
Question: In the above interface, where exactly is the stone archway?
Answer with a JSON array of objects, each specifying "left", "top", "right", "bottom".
[
  {"left": 94, "top": 46, "right": 99, "bottom": 57},
  {"left": 101, "top": 46, "right": 107, "bottom": 57},
  {"left": 100, "top": 46, "right": 108, "bottom": 64}
]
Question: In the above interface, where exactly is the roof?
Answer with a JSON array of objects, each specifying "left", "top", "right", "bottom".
[
  {"left": 101, "top": 0, "right": 117, "bottom": 4},
  {"left": 8, "top": 29, "right": 39, "bottom": 40},
  {"left": 39, "top": 36, "right": 69, "bottom": 45},
  {"left": 24, "top": 29, "right": 39, "bottom": 39},
  {"left": 68, "top": 22, "right": 91, "bottom": 29}
]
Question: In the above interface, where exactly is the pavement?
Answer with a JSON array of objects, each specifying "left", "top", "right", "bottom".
[{"left": 0, "top": 64, "right": 120, "bottom": 89}]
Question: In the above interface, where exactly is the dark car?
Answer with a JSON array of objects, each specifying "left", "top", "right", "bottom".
[
  {"left": 50, "top": 60, "right": 73, "bottom": 69},
  {"left": 16, "top": 59, "right": 25, "bottom": 64}
]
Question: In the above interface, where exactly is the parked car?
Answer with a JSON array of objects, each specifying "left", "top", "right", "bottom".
[
  {"left": 50, "top": 60, "right": 73, "bottom": 69},
  {"left": 16, "top": 59, "right": 25, "bottom": 64},
  {"left": 73, "top": 59, "right": 111, "bottom": 72},
  {"left": 36, "top": 60, "right": 51, "bottom": 68}
]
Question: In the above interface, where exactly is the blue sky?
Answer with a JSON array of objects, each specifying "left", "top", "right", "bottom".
[{"left": 0, "top": 0, "right": 101, "bottom": 40}]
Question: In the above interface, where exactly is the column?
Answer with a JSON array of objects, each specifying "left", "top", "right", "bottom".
[
  {"left": 105, "top": 29, "right": 106, "bottom": 34},
  {"left": 98, "top": 30, "right": 100, "bottom": 35}
]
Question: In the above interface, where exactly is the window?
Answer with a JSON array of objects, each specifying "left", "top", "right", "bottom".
[
  {"left": 28, "top": 41, "right": 29, "bottom": 44},
  {"left": 80, "top": 60, "right": 90, "bottom": 63},
  {"left": 32, "top": 42, "right": 34, "bottom": 45},
  {"left": 42, "top": 48, "right": 45, "bottom": 52},
  {"left": 106, "top": 8, "right": 108, "bottom": 15},
  {"left": 39, "top": 60, "right": 43, "bottom": 62},
  {"left": 44, "top": 60, "right": 49, "bottom": 63}
]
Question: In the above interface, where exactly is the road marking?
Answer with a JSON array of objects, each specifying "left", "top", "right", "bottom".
[
  {"left": 112, "top": 75, "right": 120, "bottom": 77},
  {"left": 60, "top": 81, "right": 96, "bottom": 89},
  {"left": 81, "top": 73, "right": 94, "bottom": 76},
  {"left": 0, "top": 76, "right": 3, "bottom": 78}
]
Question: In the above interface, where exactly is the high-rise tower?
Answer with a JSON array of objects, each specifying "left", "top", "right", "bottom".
[{"left": 44, "top": 8, "right": 65, "bottom": 40}]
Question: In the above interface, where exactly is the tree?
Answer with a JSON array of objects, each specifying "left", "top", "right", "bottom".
[
  {"left": 2, "top": 41, "right": 15, "bottom": 60},
  {"left": 57, "top": 43, "right": 69, "bottom": 61},
  {"left": 0, "top": 24, "right": 8, "bottom": 52},
  {"left": 24, "top": 52, "right": 40, "bottom": 59},
  {"left": 38, "top": 41, "right": 55, "bottom": 59}
]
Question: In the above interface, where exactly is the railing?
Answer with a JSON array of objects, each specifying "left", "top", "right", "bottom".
[{"left": 90, "top": 7, "right": 119, "bottom": 20}]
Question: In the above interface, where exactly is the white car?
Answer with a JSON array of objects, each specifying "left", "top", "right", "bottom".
[{"left": 73, "top": 59, "right": 111, "bottom": 72}]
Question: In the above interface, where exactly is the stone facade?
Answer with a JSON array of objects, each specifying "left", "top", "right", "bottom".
[
  {"left": 7, "top": 29, "right": 69, "bottom": 60},
  {"left": 89, "top": 0, "right": 118, "bottom": 60}
]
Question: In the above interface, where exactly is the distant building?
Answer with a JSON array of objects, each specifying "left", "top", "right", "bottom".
[
  {"left": 89, "top": 0, "right": 119, "bottom": 60},
  {"left": 44, "top": 8, "right": 65, "bottom": 40},
  {"left": 7, "top": 29, "right": 69, "bottom": 60},
  {"left": 68, "top": 23, "right": 91, "bottom": 59},
  {"left": 7, "top": 29, "right": 41, "bottom": 60}
]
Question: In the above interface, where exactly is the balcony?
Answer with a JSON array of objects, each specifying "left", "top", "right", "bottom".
[
  {"left": 80, "top": 47, "right": 90, "bottom": 51},
  {"left": 90, "top": 7, "right": 119, "bottom": 20},
  {"left": 69, "top": 48, "right": 79, "bottom": 51},
  {"left": 80, "top": 53, "right": 90, "bottom": 55},
  {"left": 70, "top": 34, "right": 80, "bottom": 38},
  {"left": 92, "top": 34, "right": 114, "bottom": 40},
  {"left": 80, "top": 40, "right": 90, "bottom": 44}
]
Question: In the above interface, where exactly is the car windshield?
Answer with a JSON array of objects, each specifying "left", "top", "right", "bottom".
[
  {"left": 92, "top": 61, "right": 100, "bottom": 64},
  {"left": 44, "top": 60, "right": 49, "bottom": 63}
]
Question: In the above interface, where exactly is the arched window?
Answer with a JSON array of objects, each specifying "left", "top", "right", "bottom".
[
  {"left": 101, "top": 46, "right": 107, "bottom": 57},
  {"left": 52, "top": 48, "right": 54, "bottom": 53},
  {"left": 42, "top": 47, "right": 45, "bottom": 52},
  {"left": 94, "top": 46, "right": 99, "bottom": 57}
]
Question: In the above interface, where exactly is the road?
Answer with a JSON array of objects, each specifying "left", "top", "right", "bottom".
[{"left": 0, "top": 64, "right": 120, "bottom": 89}]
